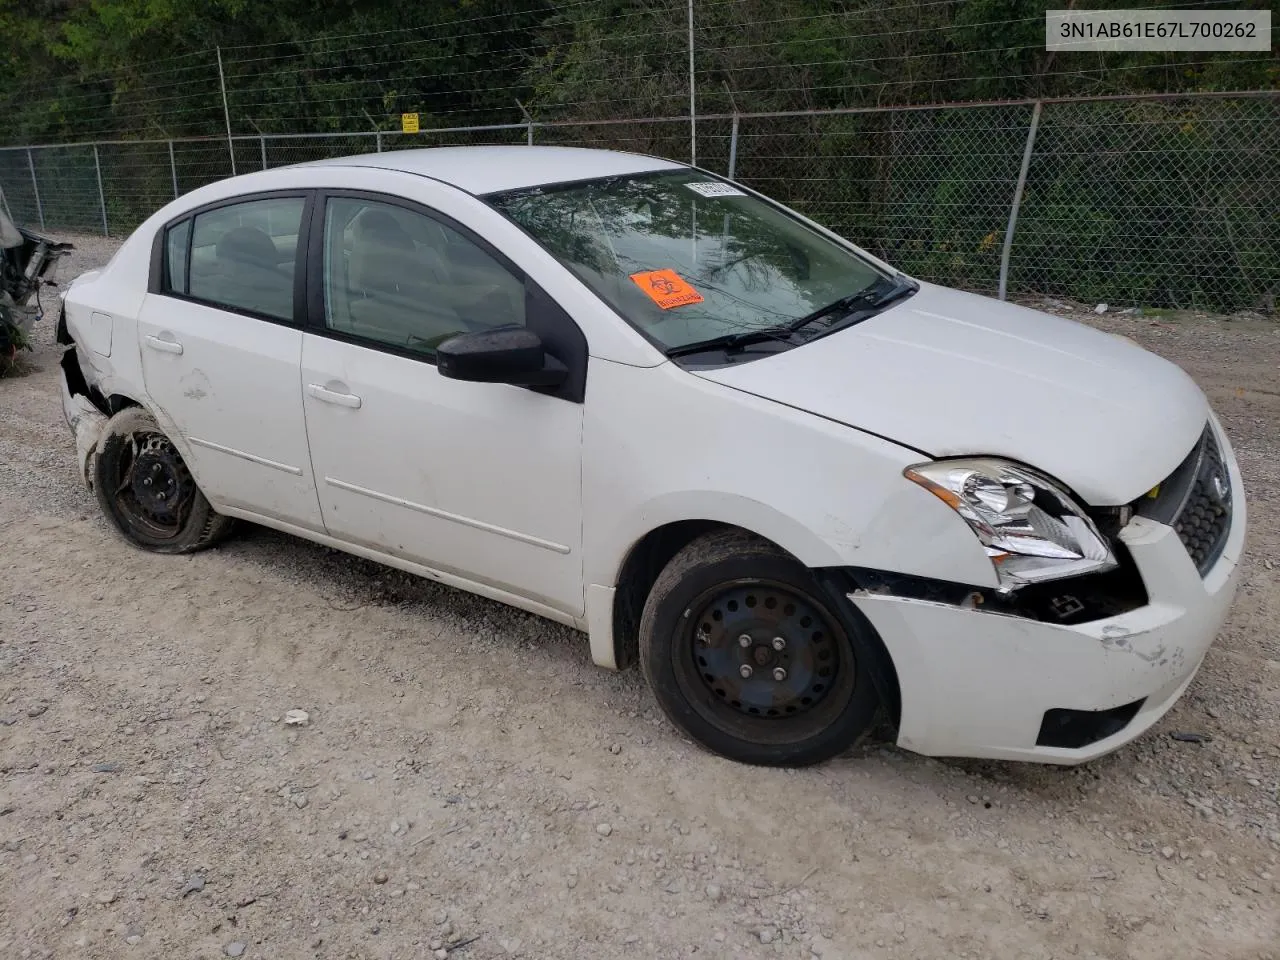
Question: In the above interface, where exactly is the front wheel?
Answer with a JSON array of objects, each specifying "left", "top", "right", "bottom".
[
  {"left": 92, "top": 406, "right": 235, "bottom": 553},
  {"left": 639, "top": 529, "right": 882, "bottom": 767}
]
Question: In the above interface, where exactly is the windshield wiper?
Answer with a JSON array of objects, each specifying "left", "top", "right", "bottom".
[
  {"left": 663, "top": 326, "right": 797, "bottom": 359},
  {"left": 663, "top": 274, "right": 919, "bottom": 360},
  {"left": 785, "top": 273, "right": 919, "bottom": 336}
]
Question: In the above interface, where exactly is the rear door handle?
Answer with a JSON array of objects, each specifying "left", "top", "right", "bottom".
[
  {"left": 307, "top": 383, "right": 363, "bottom": 409},
  {"left": 144, "top": 334, "right": 183, "bottom": 355}
]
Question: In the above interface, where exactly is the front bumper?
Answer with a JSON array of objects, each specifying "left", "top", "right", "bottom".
[{"left": 853, "top": 420, "right": 1247, "bottom": 764}]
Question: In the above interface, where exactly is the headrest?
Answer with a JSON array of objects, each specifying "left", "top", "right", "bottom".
[
  {"left": 216, "top": 226, "right": 278, "bottom": 266},
  {"left": 354, "top": 209, "right": 413, "bottom": 250}
]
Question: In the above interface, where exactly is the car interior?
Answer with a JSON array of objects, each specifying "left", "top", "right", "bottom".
[
  {"left": 324, "top": 202, "right": 526, "bottom": 354},
  {"left": 188, "top": 200, "right": 301, "bottom": 320}
]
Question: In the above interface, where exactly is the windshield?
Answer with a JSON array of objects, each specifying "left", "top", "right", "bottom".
[{"left": 486, "top": 170, "right": 887, "bottom": 354}]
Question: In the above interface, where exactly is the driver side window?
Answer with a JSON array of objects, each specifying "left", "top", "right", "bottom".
[{"left": 321, "top": 197, "right": 526, "bottom": 357}]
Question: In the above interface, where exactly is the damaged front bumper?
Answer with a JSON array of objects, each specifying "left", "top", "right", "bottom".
[{"left": 852, "top": 424, "right": 1248, "bottom": 765}]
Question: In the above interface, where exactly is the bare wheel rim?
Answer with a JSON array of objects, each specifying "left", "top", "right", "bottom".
[
  {"left": 109, "top": 431, "right": 196, "bottom": 540},
  {"left": 672, "top": 579, "right": 858, "bottom": 746}
]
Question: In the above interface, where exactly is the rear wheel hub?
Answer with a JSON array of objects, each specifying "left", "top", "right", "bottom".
[{"left": 113, "top": 432, "right": 195, "bottom": 537}]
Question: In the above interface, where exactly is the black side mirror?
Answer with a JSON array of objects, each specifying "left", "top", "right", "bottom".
[{"left": 436, "top": 325, "right": 567, "bottom": 388}]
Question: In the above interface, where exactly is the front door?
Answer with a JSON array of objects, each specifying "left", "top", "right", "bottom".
[
  {"left": 137, "top": 193, "right": 324, "bottom": 531},
  {"left": 299, "top": 193, "right": 585, "bottom": 615}
]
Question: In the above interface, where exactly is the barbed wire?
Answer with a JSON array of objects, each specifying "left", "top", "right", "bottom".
[
  {"left": 2, "top": 94, "right": 1274, "bottom": 316},
  {"left": 6, "top": 0, "right": 1273, "bottom": 147},
  {"left": 218, "top": 0, "right": 591, "bottom": 52}
]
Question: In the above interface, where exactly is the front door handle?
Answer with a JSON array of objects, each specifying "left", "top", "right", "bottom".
[
  {"left": 307, "top": 383, "right": 363, "bottom": 409},
  {"left": 144, "top": 334, "right": 183, "bottom": 355}
]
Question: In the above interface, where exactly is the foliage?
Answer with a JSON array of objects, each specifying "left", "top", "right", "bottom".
[{"left": 0, "top": 0, "right": 1275, "bottom": 311}]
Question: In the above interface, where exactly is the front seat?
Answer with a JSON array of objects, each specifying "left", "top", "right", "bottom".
[
  {"left": 348, "top": 211, "right": 463, "bottom": 345},
  {"left": 348, "top": 210, "right": 414, "bottom": 298}
]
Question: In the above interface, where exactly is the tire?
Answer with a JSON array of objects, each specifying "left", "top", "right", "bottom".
[
  {"left": 639, "top": 529, "right": 881, "bottom": 767},
  {"left": 92, "top": 406, "right": 235, "bottom": 554}
]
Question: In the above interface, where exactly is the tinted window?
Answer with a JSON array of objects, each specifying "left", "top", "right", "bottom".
[
  {"left": 165, "top": 219, "right": 190, "bottom": 294},
  {"left": 322, "top": 197, "right": 525, "bottom": 357},
  {"left": 188, "top": 197, "right": 304, "bottom": 321},
  {"left": 488, "top": 170, "right": 883, "bottom": 352}
]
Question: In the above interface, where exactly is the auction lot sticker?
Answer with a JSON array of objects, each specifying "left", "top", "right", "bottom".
[
  {"left": 685, "top": 182, "right": 746, "bottom": 198},
  {"left": 1046, "top": 9, "right": 1271, "bottom": 51}
]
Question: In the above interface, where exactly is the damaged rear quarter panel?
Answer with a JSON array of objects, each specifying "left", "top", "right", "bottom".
[{"left": 61, "top": 255, "right": 201, "bottom": 489}]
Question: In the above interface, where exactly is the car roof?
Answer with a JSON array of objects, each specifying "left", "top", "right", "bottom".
[{"left": 301, "top": 145, "right": 686, "bottom": 195}]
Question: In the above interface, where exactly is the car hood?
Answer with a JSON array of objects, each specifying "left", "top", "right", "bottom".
[{"left": 693, "top": 282, "right": 1208, "bottom": 505}]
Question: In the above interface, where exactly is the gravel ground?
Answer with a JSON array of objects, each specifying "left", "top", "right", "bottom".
[{"left": 2, "top": 233, "right": 1278, "bottom": 960}]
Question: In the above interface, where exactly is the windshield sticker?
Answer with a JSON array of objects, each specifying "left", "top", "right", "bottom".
[
  {"left": 630, "top": 269, "right": 705, "bottom": 310},
  {"left": 684, "top": 181, "right": 746, "bottom": 198}
]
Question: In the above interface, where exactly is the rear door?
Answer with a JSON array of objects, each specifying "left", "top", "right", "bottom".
[{"left": 137, "top": 191, "right": 324, "bottom": 531}]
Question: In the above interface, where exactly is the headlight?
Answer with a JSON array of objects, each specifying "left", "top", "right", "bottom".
[{"left": 904, "top": 458, "right": 1116, "bottom": 589}]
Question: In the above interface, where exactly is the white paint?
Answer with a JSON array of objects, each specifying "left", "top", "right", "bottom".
[
  {"left": 134, "top": 296, "right": 324, "bottom": 531},
  {"left": 86, "top": 311, "right": 113, "bottom": 357},
  {"left": 854, "top": 431, "right": 1246, "bottom": 762},
  {"left": 213, "top": 504, "right": 585, "bottom": 632},
  {"left": 580, "top": 356, "right": 998, "bottom": 591},
  {"left": 584, "top": 584, "right": 618, "bottom": 668},
  {"left": 696, "top": 282, "right": 1208, "bottom": 505},
  {"left": 58, "top": 145, "right": 1247, "bottom": 765},
  {"left": 303, "top": 144, "right": 681, "bottom": 196},
  {"left": 301, "top": 333, "right": 585, "bottom": 616},
  {"left": 186, "top": 436, "right": 304, "bottom": 476}
]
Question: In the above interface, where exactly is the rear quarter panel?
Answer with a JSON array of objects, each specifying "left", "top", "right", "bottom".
[{"left": 63, "top": 240, "right": 151, "bottom": 410}]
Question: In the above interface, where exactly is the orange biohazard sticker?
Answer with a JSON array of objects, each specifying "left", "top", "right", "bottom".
[{"left": 629, "top": 269, "right": 704, "bottom": 310}]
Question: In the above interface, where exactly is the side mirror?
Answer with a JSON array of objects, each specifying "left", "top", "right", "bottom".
[{"left": 436, "top": 325, "right": 567, "bottom": 388}]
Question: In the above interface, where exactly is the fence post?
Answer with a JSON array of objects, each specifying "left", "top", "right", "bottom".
[
  {"left": 260, "top": 135, "right": 268, "bottom": 171},
  {"left": 999, "top": 100, "right": 1042, "bottom": 301},
  {"left": 168, "top": 141, "right": 179, "bottom": 199},
  {"left": 727, "top": 114, "right": 739, "bottom": 179},
  {"left": 376, "top": 131, "right": 383, "bottom": 153},
  {"left": 216, "top": 47, "right": 237, "bottom": 176},
  {"left": 93, "top": 144, "right": 108, "bottom": 236},
  {"left": 514, "top": 100, "right": 534, "bottom": 147},
  {"left": 687, "top": 0, "right": 696, "bottom": 166},
  {"left": 26, "top": 148, "right": 45, "bottom": 230}
]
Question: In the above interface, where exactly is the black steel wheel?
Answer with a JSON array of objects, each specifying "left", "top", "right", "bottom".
[
  {"left": 112, "top": 430, "right": 195, "bottom": 539},
  {"left": 92, "top": 406, "right": 235, "bottom": 553},
  {"left": 677, "top": 579, "right": 855, "bottom": 740},
  {"left": 640, "top": 529, "right": 884, "bottom": 766}
]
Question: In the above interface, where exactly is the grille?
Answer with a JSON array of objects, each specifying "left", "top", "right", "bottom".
[{"left": 1136, "top": 425, "right": 1233, "bottom": 576}]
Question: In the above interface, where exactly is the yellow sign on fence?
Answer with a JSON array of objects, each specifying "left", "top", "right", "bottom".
[{"left": 401, "top": 112, "right": 419, "bottom": 134}]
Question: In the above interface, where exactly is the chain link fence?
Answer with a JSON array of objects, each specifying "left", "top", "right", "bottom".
[{"left": 2, "top": 93, "right": 1276, "bottom": 313}]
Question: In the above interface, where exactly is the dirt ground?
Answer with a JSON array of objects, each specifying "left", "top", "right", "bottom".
[{"left": 2, "top": 234, "right": 1277, "bottom": 960}]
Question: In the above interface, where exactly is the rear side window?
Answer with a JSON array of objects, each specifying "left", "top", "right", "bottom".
[
  {"left": 183, "top": 197, "right": 305, "bottom": 321},
  {"left": 165, "top": 219, "right": 190, "bottom": 294}
]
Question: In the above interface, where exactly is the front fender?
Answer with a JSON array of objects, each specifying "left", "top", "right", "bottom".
[
  {"left": 597, "top": 490, "right": 847, "bottom": 587},
  {"left": 583, "top": 359, "right": 1000, "bottom": 594}
]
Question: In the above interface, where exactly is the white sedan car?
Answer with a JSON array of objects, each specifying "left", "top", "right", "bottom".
[{"left": 57, "top": 145, "right": 1245, "bottom": 767}]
